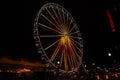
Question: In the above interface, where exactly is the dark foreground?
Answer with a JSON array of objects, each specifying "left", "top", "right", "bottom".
[{"left": 0, "top": 70, "right": 120, "bottom": 80}]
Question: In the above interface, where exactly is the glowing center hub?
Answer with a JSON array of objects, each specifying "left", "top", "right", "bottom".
[{"left": 60, "top": 34, "right": 70, "bottom": 44}]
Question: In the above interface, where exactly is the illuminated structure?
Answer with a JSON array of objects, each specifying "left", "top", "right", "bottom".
[{"left": 33, "top": 3, "right": 85, "bottom": 75}]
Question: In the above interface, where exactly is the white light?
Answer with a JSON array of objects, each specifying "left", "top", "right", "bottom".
[
  {"left": 57, "top": 61, "right": 60, "bottom": 64},
  {"left": 92, "top": 62, "right": 95, "bottom": 66},
  {"left": 108, "top": 53, "right": 111, "bottom": 56},
  {"left": 97, "top": 67, "right": 100, "bottom": 69}
]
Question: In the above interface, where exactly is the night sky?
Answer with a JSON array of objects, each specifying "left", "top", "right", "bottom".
[{"left": 0, "top": 0, "right": 120, "bottom": 67}]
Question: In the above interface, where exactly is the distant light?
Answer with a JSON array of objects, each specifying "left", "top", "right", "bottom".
[
  {"left": 85, "top": 65, "right": 87, "bottom": 67},
  {"left": 97, "top": 67, "right": 100, "bottom": 69},
  {"left": 92, "top": 62, "right": 95, "bottom": 66},
  {"left": 17, "top": 68, "right": 31, "bottom": 73},
  {"left": 112, "top": 28, "right": 116, "bottom": 32},
  {"left": 108, "top": 53, "right": 111, "bottom": 56},
  {"left": 57, "top": 61, "right": 60, "bottom": 64}
]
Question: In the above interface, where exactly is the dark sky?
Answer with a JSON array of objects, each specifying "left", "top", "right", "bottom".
[{"left": 0, "top": 0, "right": 120, "bottom": 67}]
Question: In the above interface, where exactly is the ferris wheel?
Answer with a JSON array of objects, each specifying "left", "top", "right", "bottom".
[{"left": 34, "top": 3, "right": 84, "bottom": 73}]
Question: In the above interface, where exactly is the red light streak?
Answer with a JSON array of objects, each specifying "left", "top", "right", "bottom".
[{"left": 106, "top": 9, "right": 116, "bottom": 32}]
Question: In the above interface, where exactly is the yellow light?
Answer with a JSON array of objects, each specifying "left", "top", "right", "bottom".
[{"left": 60, "top": 35, "right": 71, "bottom": 45}]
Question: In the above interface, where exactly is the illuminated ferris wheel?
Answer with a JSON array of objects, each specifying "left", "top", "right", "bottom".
[{"left": 34, "top": 3, "right": 83, "bottom": 73}]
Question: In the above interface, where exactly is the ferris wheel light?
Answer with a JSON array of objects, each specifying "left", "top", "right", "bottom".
[
  {"left": 108, "top": 53, "right": 111, "bottom": 56},
  {"left": 60, "top": 35, "right": 70, "bottom": 44}
]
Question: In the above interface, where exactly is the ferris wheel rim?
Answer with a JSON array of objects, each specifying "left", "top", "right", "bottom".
[{"left": 34, "top": 3, "right": 83, "bottom": 72}]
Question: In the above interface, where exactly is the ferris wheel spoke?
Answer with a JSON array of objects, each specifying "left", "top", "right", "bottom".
[
  {"left": 67, "top": 50, "right": 73, "bottom": 70},
  {"left": 51, "top": 8, "right": 64, "bottom": 31},
  {"left": 38, "top": 23, "right": 61, "bottom": 34},
  {"left": 40, "top": 35, "right": 62, "bottom": 38},
  {"left": 70, "top": 38, "right": 81, "bottom": 46},
  {"left": 66, "top": 14, "right": 69, "bottom": 25},
  {"left": 52, "top": 8, "right": 61, "bottom": 25},
  {"left": 72, "top": 54, "right": 78, "bottom": 68},
  {"left": 40, "top": 13, "right": 62, "bottom": 33},
  {"left": 69, "top": 31, "right": 79, "bottom": 35},
  {"left": 69, "top": 24, "right": 77, "bottom": 34},
  {"left": 50, "top": 41, "right": 62, "bottom": 62},
  {"left": 65, "top": 47, "right": 72, "bottom": 70},
  {"left": 70, "top": 43, "right": 81, "bottom": 66},
  {"left": 64, "top": 24, "right": 69, "bottom": 33},
  {"left": 72, "top": 41, "right": 81, "bottom": 59},
  {"left": 71, "top": 41, "right": 83, "bottom": 58},
  {"left": 44, "top": 39, "right": 60, "bottom": 51},
  {"left": 67, "top": 18, "right": 73, "bottom": 32},
  {"left": 69, "top": 45, "right": 77, "bottom": 69},
  {"left": 61, "top": 13, "right": 68, "bottom": 33},
  {"left": 58, "top": 9, "right": 63, "bottom": 25},
  {"left": 50, "top": 49, "right": 59, "bottom": 62},
  {"left": 71, "top": 39, "right": 83, "bottom": 52},
  {"left": 73, "top": 51, "right": 79, "bottom": 67},
  {"left": 70, "top": 43, "right": 79, "bottom": 67},
  {"left": 62, "top": 12, "right": 68, "bottom": 32},
  {"left": 46, "top": 8, "right": 62, "bottom": 32},
  {"left": 70, "top": 36, "right": 81, "bottom": 39},
  {"left": 73, "top": 46, "right": 86, "bottom": 73},
  {"left": 74, "top": 51, "right": 82, "bottom": 65},
  {"left": 65, "top": 13, "right": 70, "bottom": 32},
  {"left": 62, "top": 10, "right": 65, "bottom": 24},
  {"left": 63, "top": 48, "right": 68, "bottom": 71},
  {"left": 58, "top": 12, "right": 67, "bottom": 32},
  {"left": 68, "top": 46, "right": 74, "bottom": 69},
  {"left": 73, "top": 41, "right": 83, "bottom": 54},
  {"left": 73, "top": 47, "right": 86, "bottom": 73},
  {"left": 63, "top": 12, "right": 69, "bottom": 32}
]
